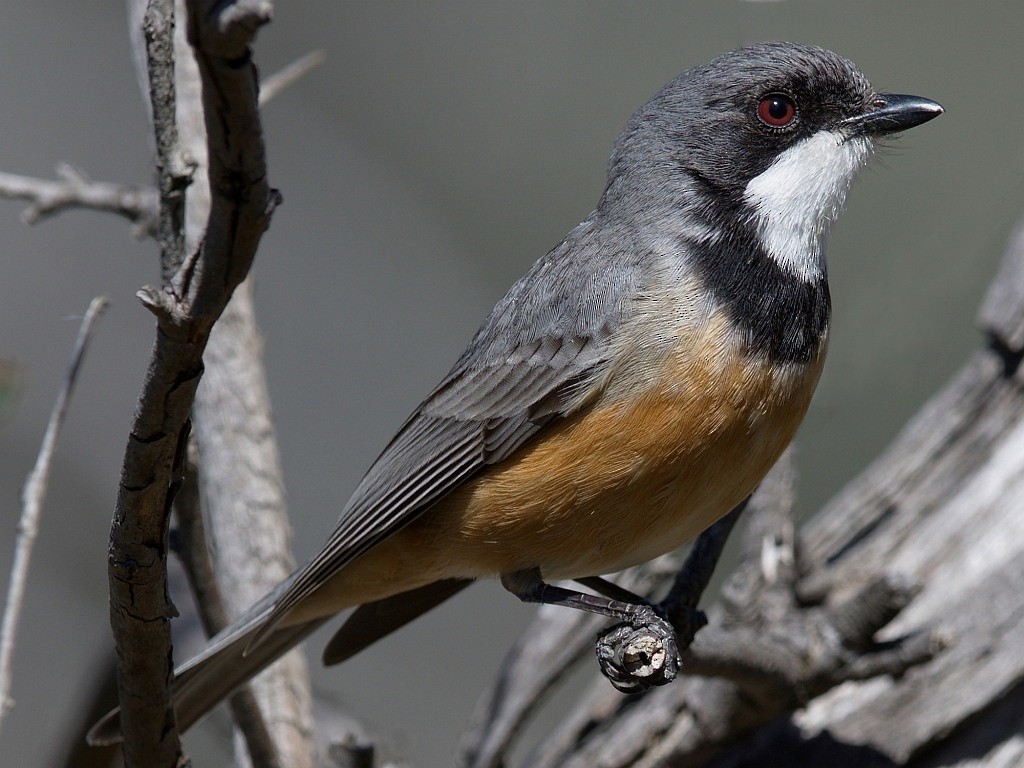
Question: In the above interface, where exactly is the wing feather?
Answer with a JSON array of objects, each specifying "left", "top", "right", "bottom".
[{"left": 254, "top": 215, "right": 653, "bottom": 641}]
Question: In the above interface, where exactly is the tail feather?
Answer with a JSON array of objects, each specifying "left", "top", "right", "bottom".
[
  {"left": 88, "top": 579, "right": 479, "bottom": 746},
  {"left": 172, "top": 617, "right": 327, "bottom": 735},
  {"left": 87, "top": 603, "right": 326, "bottom": 746}
]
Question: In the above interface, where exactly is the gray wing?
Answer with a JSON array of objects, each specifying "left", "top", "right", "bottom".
[{"left": 258, "top": 217, "right": 649, "bottom": 635}]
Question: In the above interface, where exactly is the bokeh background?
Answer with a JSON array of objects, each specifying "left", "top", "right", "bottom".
[{"left": 1, "top": 2, "right": 1021, "bottom": 765}]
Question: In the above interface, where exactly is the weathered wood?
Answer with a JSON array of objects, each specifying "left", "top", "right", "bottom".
[{"left": 786, "top": 229, "right": 1024, "bottom": 765}]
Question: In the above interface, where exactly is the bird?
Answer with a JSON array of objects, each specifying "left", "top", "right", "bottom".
[{"left": 90, "top": 41, "right": 942, "bottom": 744}]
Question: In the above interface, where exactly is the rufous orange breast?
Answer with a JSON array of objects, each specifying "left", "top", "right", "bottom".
[{"left": 286, "top": 308, "right": 826, "bottom": 625}]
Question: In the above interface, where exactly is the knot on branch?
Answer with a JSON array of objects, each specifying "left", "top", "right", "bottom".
[
  {"left": 162, "top": 151, "right": 197, "bottom": 198},
  {"left": 822, "top": 573, "right": 921, "bottom": 651},
  {"left": 979, "top": 219, "right": 1024, "bottom": 377},
  {"left": 137, "top": 285, "right": 190, "bottom": 327}
]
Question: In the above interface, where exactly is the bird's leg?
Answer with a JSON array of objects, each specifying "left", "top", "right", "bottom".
[
  {"left": 574, "top": 575, "right": 652, "bottom": 606},
  {"left": 658, "top": 499, "right": 748, "bottom": 642},
  {"left": 590, "top": 503, "right": 748, "bottom": 692},
  {"left": 501, "top": 568, "right": 659, "bottom": 625},
  {"left": 503, "top": 500, "right": 749, "bottom": 693},
  {"left": 502, "top": 568, "right": 680, "bottom": 692}
]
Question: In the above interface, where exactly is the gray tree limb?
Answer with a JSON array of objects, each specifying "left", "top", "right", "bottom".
[
  {"left": 173, "top": 449, "right": 285, "bottom": 768},
  {"left": 163, "top": 0, "right": 316, "bottom": 763},
  {"left": 0, "top": 166, "right": 157, "bottom": 234},
  {"left": 190, "top": 280, "right": 316, "bottom": 768}
]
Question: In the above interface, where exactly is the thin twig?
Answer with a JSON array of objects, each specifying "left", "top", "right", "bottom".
[
  {"left": 0, "top": 296, "right": 109, "bottom": 735},
  {"left": 0, "top": 165, "right": 158, "bottom": 235},
  {"left": 0, "top": 49, "right": 317, "bottom": 244},
  {"left": 259, "top": 49, "right": 325, "bottom": 105}
]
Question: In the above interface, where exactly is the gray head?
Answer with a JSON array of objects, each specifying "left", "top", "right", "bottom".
[{"left": 603, "top": 42, "right": 942, "bottom": 279}]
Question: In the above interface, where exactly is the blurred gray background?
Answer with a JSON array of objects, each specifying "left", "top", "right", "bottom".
[{"left": 1, "top": 1, "right": 1021, "bottom": 765}]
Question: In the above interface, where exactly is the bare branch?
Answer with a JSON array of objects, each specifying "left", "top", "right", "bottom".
[
  {"left": 0, "top": 296, "right": 108, "bottom": 735},
  {"left": 172, "top": 0, "right": 315, "bottom": 761},
  {"left": 144, "top": 0, "right": 192, "bottom": 283},
  {"left": 189, "top": 280, "right": 316, "bottom": 768},
  {"left": 0, "top": 165, "right": 158, "bottom": 234},
  {"left": 259, "top": 49, "right": 325, "bottom": 105},
  {"left": 106, "top": 0, "right": 277, "bottom": 764}
]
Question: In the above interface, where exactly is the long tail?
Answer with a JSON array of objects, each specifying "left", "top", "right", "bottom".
[
  {"left": 87, "top": 598, "right": 326, "bottom": 746},
  {"left": 87, "top": 578, "right": 472, "bottom": 746}
]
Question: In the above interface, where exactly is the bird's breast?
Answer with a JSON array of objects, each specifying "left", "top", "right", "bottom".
[{"left": 415, "top": 309, "right": 827, "bottom": 581}]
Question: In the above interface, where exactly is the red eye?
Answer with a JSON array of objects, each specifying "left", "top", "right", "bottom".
[{"left": 757, "top": 94, "right": 797, "bottom": 128}]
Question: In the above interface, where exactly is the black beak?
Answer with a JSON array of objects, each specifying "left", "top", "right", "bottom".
[{"left": 843, "top": 93, "right": 944, "bottom": 136}]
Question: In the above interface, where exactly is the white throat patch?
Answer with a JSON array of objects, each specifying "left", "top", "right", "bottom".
[{"left": 743, "top": 130, "right": 874, "bottom": 281}]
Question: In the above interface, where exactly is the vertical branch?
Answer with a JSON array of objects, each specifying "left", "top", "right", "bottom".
[
  {"left": 184, "top": 0, "right": 277, "bottom": 318},
  {"left": 176, "top": 0, "right": 313, "bottom": 765},
  {"left": 191, "top": 281, "right": 316, "bottom": 768},
  {"left": 142, "top": 0, "right": 192, "bottom": 283},
  {"left": 106, "top": 0, "right": 276, "bottom": 765},
  {"left": 174, "top": 454, "right": 283, "bottom": 768},
  {"left": 172, "top": 0, "right": 314, "bottom": 761}
]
